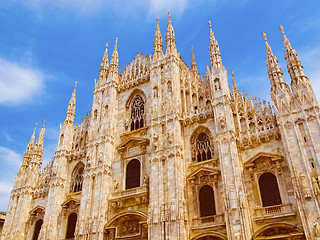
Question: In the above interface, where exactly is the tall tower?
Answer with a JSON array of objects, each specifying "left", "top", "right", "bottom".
[
  {"left": 264, "top": 29, "right": 320, "bottom": 239},
  {"left": 76, "top": 39, "right": 118, "bottom": 240},
  {"left": 208, "top": 21, "right": 252, "bottom": 239},
  {"left": 148, "top": 13, "right": 187, "bottom": 240},
  {"left": 39, "top": 84, "right": 76, "bottom": 239}
]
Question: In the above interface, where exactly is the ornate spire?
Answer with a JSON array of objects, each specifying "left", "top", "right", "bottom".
[
  {"left": 109, "top": 38, "right": 119, "bottom": 76},
  {"left": 280, "top": 25, "right": 309, "bottom": 87},
  {"left": 191, "top": 45, "right": 198, "bottom": 73},
  {"left": 65, "top": 82, "right": 77, "bottom": 125},
  {"left": 262, "top": 33, "right": 286, "bottom": 91},
  {"left": 165, "top": 12, "right": 176, "bottom": 55},
  {"left": 208, "top": 21, "right": 222, "bottom": 69},
  {"left": 35, "top": 120, "right": 45, "bottom": 157},
  {"left": 153, "top": 18, "right": 163, "bottom": 59},
  {"left": 101, "top": 43, "right": 109, "bottom": 72},
  {"left": 98, "top": 43, "right": 109, "bottom": 85},
  {"left": 22, "top": 123, "right": 37, "bottom": 167},
  {"left": 231, "top": 69, "right": 238, "bottom": 91}
]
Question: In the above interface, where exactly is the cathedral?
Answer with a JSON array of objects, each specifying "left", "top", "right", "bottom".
[{"left": 2, "top": 12, "right": 320, "bottom": 240}]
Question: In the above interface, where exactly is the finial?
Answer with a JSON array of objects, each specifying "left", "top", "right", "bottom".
[
  {"left": 191, "top": 45, "right": 194, "bottom": 58},
  {"left": 42, "top": 120, "right": 45, "bottom": 128},
  {"left": 280, "top": 25, "right": 285, "bottom": 36},
  {"left": 74, "top": 81, "right": 77, "bottom": 91},
  {"left": 262, "top": 32, "right": 268, "bottom": 43},
  {"left": 115, "top": 38, "right": 118, "bottom": 48},
  {"left": 209, "top": 21, "right": 212, "bottom": 29},
  {"left": 33, "top": 123, "right": 38, "bottom": 134},
  {"left": 157, "top": 17, "right": 159, "bottom": 24},
  {"left": 168, "top": 12, "right": 170, "bottom": 19},
  {"left": 106, "top": 42, "right": 108, "bottom": 49}
]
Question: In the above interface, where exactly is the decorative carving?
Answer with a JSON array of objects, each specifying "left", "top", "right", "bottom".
[
  {"left": 313, "top": 177, "right": 320, "bottom": 196},
  {"left": 120, "top": 216, "right": 140, "bottom": 235},
  {"left": 300, "top": 172, "right": 311, "bottom": 199},
  {"left": 218, "top": 114, "right": 226, "bottom": 129},
  {"left": 113, "top": 180, "right": 119, "bottom": 192},
  {"left": 314, "top": 220, "right": 320, "bottom": 237}
]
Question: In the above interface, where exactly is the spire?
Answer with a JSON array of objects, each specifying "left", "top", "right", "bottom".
[
  {"left": 262, "top": 32, "right": 286, "bottom": 91},
  {"left": 153, "top": 18, "right": 163, "bottom": 59},
  {"left": 22, "top": 123, "right": 37, "bottom": 167},
  {"left": 109, "top": 38, "right": 119, "bottom": 76},
  {"left": 98, "top": 43, "right": 109, "bottom": 85},
  {"left": 165, "top": 12, "right": 177, "bottom": 55},
  {"left": 191, "top": 45, "right": 198, "bottom": 73},
  {"left": 65, "top": 82, "right": 77, "bottom": 125},
  {"left": 35, "top": 120, "right": 45, "bottom": 156},
  {"left": 208, "top": 21, "right": 222, "bottom": 69},
  {"left": 280, "top": 25, "right": 310, "bottom": 87},
  {"left": 100, "top": 42, "right": 109, "bottom": 72},
  {"left": 231, "top": 69, "right": 238, "bottom": 91}
]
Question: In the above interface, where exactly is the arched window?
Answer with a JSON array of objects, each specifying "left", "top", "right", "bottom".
[
  {"left": 259, "top": 172, "right": 282, "bottom": 207},
  {"left": 126, "top": 159, "right": 141, "bottom": 189},
  {"left": 32, "top": 219, "right": 43, "bottom": 240},
  {"left": 130, "top": 96, "right": 144, "bottom": 131},
  {"left": 70, "top": 164, "right": 84, "bottom": 193},
  {"left": 199, "top": 185, "right": 216, "bottom": 217},
  {"left": 196, "top": 133, "right": 212, "bottom": 162},
  {"left": 66, "top": 213, "right": 77, "bottom": 239}
]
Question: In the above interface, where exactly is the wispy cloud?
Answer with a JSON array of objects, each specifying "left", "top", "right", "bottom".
[
  {"left": 0, "top": 146, "right": 22, "bottom": 168},
  {"left": 18, "top": 0, "right": 202, "bottom": 17},
  {"left": 0, "top": 57, "right": 45, "bottom": 105}
]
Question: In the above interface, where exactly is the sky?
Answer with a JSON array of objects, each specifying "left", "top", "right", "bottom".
[{"left": 0, "top": 0, "right": 320, "bottom": 212}]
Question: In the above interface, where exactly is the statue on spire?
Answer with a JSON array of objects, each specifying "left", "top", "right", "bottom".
[
  {"left": 191, "top": 45, "right": 198, "bottom": 73},
  {"left": 98, "top": 42, "right": 109, "bottom": 86},
  {"left": 165, "top": 12, "right": 177, "bottom": 55},
  {"left": 262, "top": 32, "right": 286, "bottom": 92},
  {"left": 208, "top": 21, "right": 222, "bottom": 69},
  {"left": 153, "top": 18, "right": 163, "bottom": 59},
  {"left": 109, "top": 38, "right": 119, "bottom": 77},
  {"left": 64, "top": 82, "right": 77, "bottom": 125},
  {"left": 280, "top": 25, "right": 313, "bottom": 95}
]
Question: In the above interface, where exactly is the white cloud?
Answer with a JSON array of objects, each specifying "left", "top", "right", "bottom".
[
  {"left": 19, "top": 0, "right": 201, "bottom": 17},
  {"left": 0, "top": 57, "right": 45, "bottom": 105},
  {"left": 0, "top": 181, "right": 13, "bottom": 194},
  {"left": 0, "top": 146, "right": 22, "bottom": 168}
]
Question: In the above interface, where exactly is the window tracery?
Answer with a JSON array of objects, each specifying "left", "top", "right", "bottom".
[
  {"left": 195, "top": 133, "right": 212, "bottom": 162},
  {"left": 130, "top": 96, "right": 145, "bottom": 131},
  {"left": 70, "top": 164, "right": 84, "bottom": 193}
]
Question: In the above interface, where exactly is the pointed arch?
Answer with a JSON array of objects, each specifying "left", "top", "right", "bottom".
[
  {"left": 252, "top": 222, "right": 305, "bottom": 240},
  {"left": 191, "top": 231, "right": 227, "bottom": 240},
  {"left": 126, "top": 89, "right": 146, "bottom": 131},
  {"left": 190, "top": 126, "right": 214, "bottom": 162},
  {"left": 70, "top": 162, "right": 85, "bottom": 193}
]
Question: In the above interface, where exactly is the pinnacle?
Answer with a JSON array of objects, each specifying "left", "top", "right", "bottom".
[
  {"left": 280, "top": 25, "right": 285, "bottom": 36},
  {"left": 231, "top": 69, "right": 237, "bottom": 90}
]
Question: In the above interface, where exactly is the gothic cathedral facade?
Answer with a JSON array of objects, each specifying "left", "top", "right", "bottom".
[{"left": 2, "top": 14, "right": 320, "bottom": 240}]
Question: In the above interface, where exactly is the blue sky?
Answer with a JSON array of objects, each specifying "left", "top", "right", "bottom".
[{"left": 0, "top": 0, "right": 320, "bottom": 211}]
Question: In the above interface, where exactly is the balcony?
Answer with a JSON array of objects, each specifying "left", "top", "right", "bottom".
[
  {"left": 254, "top": 203, "right": 296, "bottom": 222},
  {"left": 192, "top": 214, "right": 225, "bottom": 230},
  {"left": 109, "top": 185, "right": 148, "bottom": 209}
]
